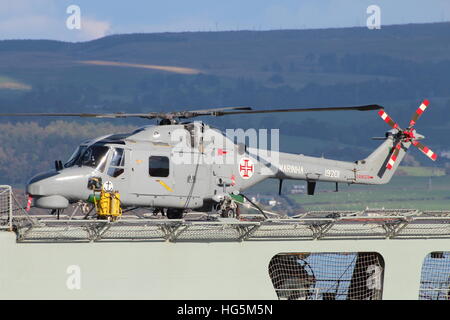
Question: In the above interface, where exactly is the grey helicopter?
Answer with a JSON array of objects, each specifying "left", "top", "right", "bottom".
[{"left": 0, "top": 100, "right": 437, "bottom": 219}]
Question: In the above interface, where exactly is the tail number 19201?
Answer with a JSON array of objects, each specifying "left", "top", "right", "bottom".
[{"left": 325, "top": 169, "right": 340, "bottom": 178}]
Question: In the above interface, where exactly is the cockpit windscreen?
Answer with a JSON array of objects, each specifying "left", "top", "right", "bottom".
[{"left": 64, "top": 145, "right": 109, "bottom": 172}]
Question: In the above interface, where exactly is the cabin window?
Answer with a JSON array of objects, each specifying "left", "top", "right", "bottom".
[
  {"left": 149, "top": 156, "right": 169, "bottom": 177},
  {"left": 419, "top": 252, "right": 450, "bottom": 300},
  {"left": 107, "top": 148, "right": 125, "bottom": 178},
  {"left": 269, "top": 252, "right": 384, "bottom": 300}
]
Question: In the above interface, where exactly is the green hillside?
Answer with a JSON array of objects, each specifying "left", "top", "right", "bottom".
[
  {"left": 246, "top": 175, "right": 450, "bottom": 213},
  {"left": 0, "top": 22, "right": 450, "bottom": 186}
]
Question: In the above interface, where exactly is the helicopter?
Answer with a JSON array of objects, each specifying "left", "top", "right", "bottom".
[{"left": 0, "top": 100, "right": 437, "bottom": 219}]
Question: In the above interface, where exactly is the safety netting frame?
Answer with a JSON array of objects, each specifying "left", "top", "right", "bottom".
[
  {"left": 0, "top": 185, "right": 12, "bottom": 230},
  {"left": 268, "top": 252, "right": 384, "bottom": 300},
  {"left": 419, "top": 252, "right": 450, "bottom": 300}
]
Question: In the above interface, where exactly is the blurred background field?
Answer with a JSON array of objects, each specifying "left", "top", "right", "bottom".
[{"left": 246, "top": 170, "right": 450, "bottom": 214}]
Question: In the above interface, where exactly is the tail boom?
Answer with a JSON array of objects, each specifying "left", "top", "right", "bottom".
[{"left": 271, "top": 136, "right": 408, "bottom": 186}]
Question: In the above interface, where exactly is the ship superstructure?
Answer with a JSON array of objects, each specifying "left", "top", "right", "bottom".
[{"left": 1, "top": 185, "right": 449, "bottom": 300}]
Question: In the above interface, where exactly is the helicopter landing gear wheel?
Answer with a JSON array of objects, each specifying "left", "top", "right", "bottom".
[
  {"left": 221, "top": 207, "right": 236, "bottom": 218},
  {"left": 166, "top": 208, "right": 184, "bottom": 219}
]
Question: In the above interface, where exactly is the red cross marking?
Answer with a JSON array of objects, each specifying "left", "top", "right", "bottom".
[{"left": 239, "top": 159, "right": 254, "bottom": 178}]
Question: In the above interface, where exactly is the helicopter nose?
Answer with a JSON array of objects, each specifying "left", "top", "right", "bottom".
[
  {"left": 27, "top": 171, "right": 60, "bottom": 195},
  {"left": 26, "top": 169, "right": 90, "bottom": 209},
  {"left": 26, "top": 171, "right": 69, "bottom": 209}
]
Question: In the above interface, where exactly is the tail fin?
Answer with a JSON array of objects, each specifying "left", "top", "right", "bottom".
[{"left": 356, "top": 136, "right": 411, "bottom": 184}]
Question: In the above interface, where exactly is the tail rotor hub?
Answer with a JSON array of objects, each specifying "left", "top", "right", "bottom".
[{"left": 401, "top": 128, "right": 416, "bottom": 142}]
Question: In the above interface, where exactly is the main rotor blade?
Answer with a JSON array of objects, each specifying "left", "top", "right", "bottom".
[
  {"left": 172, "top": 106, "right": 253, "bottom": 119},
  {"left": 409, "top": 99, "right": 429, "bottom": 127},
  {"left": 412, "top": 140, "right": 437, "bottom": 161},
  {"left": 386, "top": 142, "right": 402, "bottom": 170},
  {"left": 188, "top": 106, "right": 252, "bottom": 113},
  {"left": 0, "top": 112, "right": 160, "bottom": 119},
  {"left": 211, "top": 104, "right": 383, "bottom": 116},
  {"left": 0, "top": 106, "right": 254, "bottom": 120},
  {"left": 378, "top": 110, "right": 401, "bottom": 130},
  {"left": 0, "top": 105, "right": 380, "bottom": 120}
]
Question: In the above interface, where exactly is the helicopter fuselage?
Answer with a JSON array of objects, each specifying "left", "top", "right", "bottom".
[
  {"left": 26, "top": 121, "right": 407, "bottom": 213},
  {"left": 27, "top": 122, "right": 267, "bottom": 211}
]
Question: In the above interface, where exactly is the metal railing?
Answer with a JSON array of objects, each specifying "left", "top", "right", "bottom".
[
  {"left": 0, "top": 184, "right": 449, "bottom": 242},
  {"left": 9, "top": 211, "right": 450, "bottom": 243}
]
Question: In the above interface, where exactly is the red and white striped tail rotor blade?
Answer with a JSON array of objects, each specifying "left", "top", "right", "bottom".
[
  {"left": 412, "top": 140, "right": 437, "bottom": 161},
  {"left": 378, "top": 110, "right": 401, "bottom": 130},
  {"left": 409, "top": 99, "right": 429, "bottom": 127},
  {"left": 386, "top": 142, "right": 402, "bottom": 170}
]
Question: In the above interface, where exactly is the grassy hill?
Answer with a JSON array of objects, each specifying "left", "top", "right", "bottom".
[
  {"left": 246, "top": 174, "right": 450, "bottom": 213},
  {"left": 0, "top": 22, "right": 450, "bottom": 186}
]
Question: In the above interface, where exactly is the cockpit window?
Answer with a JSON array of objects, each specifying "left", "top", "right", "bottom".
[
  {"left": 79, "top": 146, "right": 109, "bottom": 171},
  {"left": 64, "top": 145, "right": 109, "bottom": 172},
  {"left": 110, "top": 148, "right": 125, "bottom": 167},
  {"left": 107, "top": 148, "right": 126, "bottom": 178},
  {"left": 65, "top": 145, "right": 108, "bottom": 169},
  {"left": 64, "top": 146, "right": 87, "bottom": 168}
]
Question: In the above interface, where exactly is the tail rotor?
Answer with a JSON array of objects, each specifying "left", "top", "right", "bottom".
[{"left": 377, "top": 99, "right": 437, "bottom": 170}]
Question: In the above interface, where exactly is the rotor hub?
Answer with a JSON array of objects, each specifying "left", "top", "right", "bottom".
[{"left": 401, "top": 128, "right": 416, "bottom": 141}]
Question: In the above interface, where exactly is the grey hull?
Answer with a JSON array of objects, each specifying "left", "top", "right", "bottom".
[{"left": 0, "top": 231, "right": 448, "bottom": 300}]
